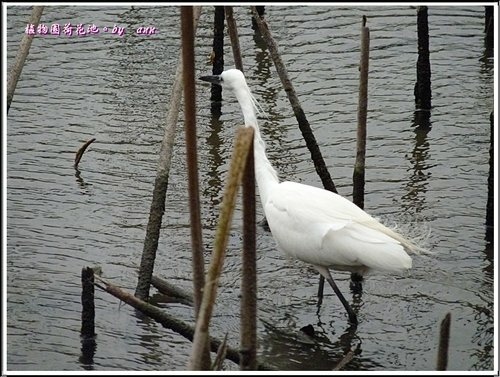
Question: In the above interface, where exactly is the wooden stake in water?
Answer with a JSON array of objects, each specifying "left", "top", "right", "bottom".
[
  {"left": 251, "top": 6, "right": 265, "bottom": 30},
  {"left": 7, "top": 6, "right": 44, "bottom": 112},
  {"left": 211, "top": 6, "right": 225, "bottom": 106},
  {"left": 180, "top": 7, "right": 211, "bottom": 369},
  {"left": 240, "top": 137, "right": 257, "bottom": 370},
  {"left": 436, "top": 312, "right": 451, "bottom": 370},
  {"left": 353, "top": 15, "right": 370, "bottom": 211},
  {"left": 225, "top": 6, "right": 244, "bottom": 72},
  {"left": 188, "top": 127, "right": 254, "bottom": 370},
  {"left": 415, "top": 6, "right": 432, "bottom": 111},
  {"left": 80, "top": 267, "right": 95, "bottom": 339},
  {"left": 484, "top": 6, "right": 493, "bottom": 49},
  {"left": 134, "top": 7, "right": 202, "bottom": 301},
  {"left": 486, "top": 111, "right": 493, "bottom": 243}
]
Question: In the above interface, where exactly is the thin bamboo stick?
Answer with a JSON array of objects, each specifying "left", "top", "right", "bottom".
[
  {"left": 181, "top": 5, "right": 205, "bottom": 318},
  {"left": 188, "top": 127, "right": 254, "bottom": 370},
  {"left": 181, "top": 6, "right": 211, "bottom": 370},
  {"left": 134, "top": 6, "right": 202, "bottom": 301},
  {"left": 150, "top": 275, "right": 193, "bottom": 305},
  {"left": 240, "top": 136, "right": 257, "bottom": 370},
  {"left": 7, "top": 6, "right": 44, "bottom": 112},
  {"left": 225, "top": 6, "right": 244, "bottom": 72},
  {"left": 353, "top": 15, "right": 370, "bottom": 210},
  {"left": 250, "top": 6, "right": 337, "bottom": 194}
]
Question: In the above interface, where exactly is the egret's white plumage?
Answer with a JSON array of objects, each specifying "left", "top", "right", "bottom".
[{"left": 200, "top": 69, "right": 421, "bottom": 326}]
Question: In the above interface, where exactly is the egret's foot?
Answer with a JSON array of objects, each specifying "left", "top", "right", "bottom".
[
  {"left": 348, "top": 311, "right": 358, "bottom": 327},
  {"left": 349, "top": 272, "right": 364, "bottom": 295}
]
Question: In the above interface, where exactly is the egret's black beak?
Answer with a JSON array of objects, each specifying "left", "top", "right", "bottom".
[{"left": 199, "top": 75, "right": 222, "bottom": 86}]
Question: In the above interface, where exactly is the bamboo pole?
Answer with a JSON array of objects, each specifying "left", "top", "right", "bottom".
[
  {"left": 353, "top": 16, "right": 370, "bottom": 211},
  {"left": 225, "top": 6, "right": 244, "bottom": 72},
  {"left": 250, "top": 6, "right": 337, "bottom": 194},
  {"left": 486, "top": 110, "right": 493, "bottom": 243},
  {"left": 134, "top": 7, "right": 202, "bottom": 301},
  {"left": 181, "top": 6, "right": 211, "bottom": 370},
  {"left": 251, "top": 6, "right": 265, "bottom": 31},
  {"left": 240, "top": 136, "right": 257, "bottom": 370},
  {"left": 80, "top": 267, "right": 95, "bottom": 339},
  {"left": 485, "top": 6, "right": 493, "bottom": 49},
  {"left": 7, "top": 6, "right": 44, "bottom": 112},
  {"left": 188, "top": 127, "right": 254, "bottom": 370},
  {"left": 436, "top": 312, "right": 451, "bottom": 370},
  {"left": 181, "top": 5, "right": 205, "bottom": 319},
  {"left": 415, "top": 6, "right": 432, "bottom": 111},
  {"left": 211, "top": 6, "right": 225, "bottom": 106},
  {"left": 150, "top": 275, "right": 193, "bottom": 305},
  {"left": 94, "top": 275, "right": 273, "bottom": 370},
  {"left": 220, "top": 18, "right": 257, "bottom": 367}
]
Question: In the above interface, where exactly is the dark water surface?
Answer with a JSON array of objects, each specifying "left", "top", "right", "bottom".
[{"left": 5, "top": 5, "right": 495, "bottom": 372}]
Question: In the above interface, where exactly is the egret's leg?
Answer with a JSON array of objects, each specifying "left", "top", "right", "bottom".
[
  {"left": 314, "top": 265, "right": 358, "bottom": 326},
  {"left": 317, "top": 275, "right": 325, "bottom": 307}
]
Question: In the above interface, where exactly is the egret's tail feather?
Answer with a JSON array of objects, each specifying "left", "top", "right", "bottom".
[{"left": 378, "top": 217, "right": 433, "bottom": 255}]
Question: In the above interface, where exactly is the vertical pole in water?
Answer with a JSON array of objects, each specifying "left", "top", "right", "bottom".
[
  {"left": 251, "top": 6, "right": 265, "bottom": 30},
  {"left": 81, "top": 267, "right": 95, "bottom": 339},
  {"left": 211, "top": 6, "right": 225, "bottom": 106},
  {"left": 181, "top": 5, "right": 210, "bottom": 369},
  {"left": 486, "top": 111, "right": 494, "bottom": 243},
  {"left": 80, "top": 267, "right": 96, "bottom": 366},
  {"left": 353, "top": 15, "right": 370, "bottom": 211},
  {"left": 250, "top": 7, "right": 337, "bottom": 193},
  {"left": 7, "top": 6, "right": 44, "bottom": 112},
  {"left": 436, "top": 312, "right": 451, "bottom": 370},
  {"left": 484, "top": 6, "right": 493, "bottom": 50},
  {"left": 415, "top": 6, "right": 432, "bottom": 111},
  {"left": 134, "top": 7, "right": 202, "bottom": 301},
  {"left": 351, "top": 16, "right": 370, "bottom": 292},
  {"left": 240, "top": 137, "right": 257, "bottom": 370},
  {"left": 225, "top": 6, "right": 244, "bottom": 72}
]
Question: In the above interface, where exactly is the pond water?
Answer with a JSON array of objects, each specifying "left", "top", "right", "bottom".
[{"left": 5, "top": 4, "right": 495, "bottom": 372}]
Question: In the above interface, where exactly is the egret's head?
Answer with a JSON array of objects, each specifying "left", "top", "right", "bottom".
[{"left": 199, "top": 69, "right": 247, "bottom": 91}]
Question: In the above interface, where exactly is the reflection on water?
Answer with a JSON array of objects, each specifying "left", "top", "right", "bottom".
[
  {"left": 6, "top": 5, "right": 494, "bottom": 372},
  {"left": 401, "top": 111, "right": 432, "bottom": 215}
]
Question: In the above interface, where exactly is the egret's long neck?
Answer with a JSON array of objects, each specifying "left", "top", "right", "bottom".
[{"left": 233, "top": 85, "right": 279, "bottom": 207}]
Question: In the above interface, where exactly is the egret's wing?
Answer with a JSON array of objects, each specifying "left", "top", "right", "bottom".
[{"left": 264, "top": 181, "right": 412, "bottom": 272}]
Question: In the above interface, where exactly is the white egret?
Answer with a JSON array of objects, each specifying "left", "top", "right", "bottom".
[{"left": 200, "top": 69, "right": 422, "bottom": 327}]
